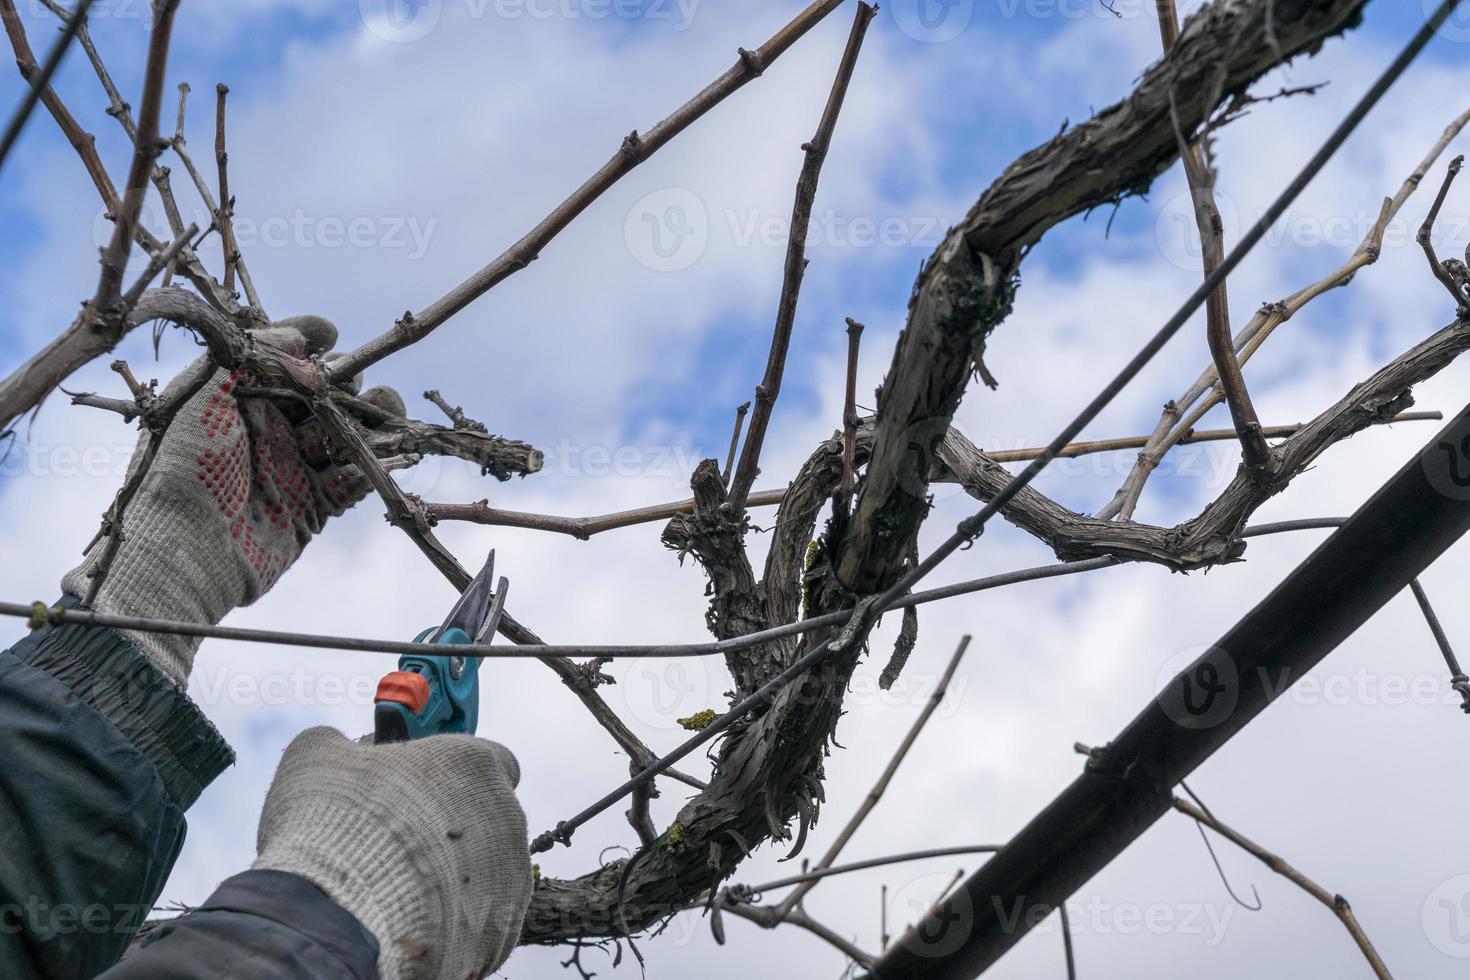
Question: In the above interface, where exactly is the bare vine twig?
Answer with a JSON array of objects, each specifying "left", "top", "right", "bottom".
[
  {"left": 212, "top": 82, "right": 264, "bottom": 316},
  {"left": 1101, "top": 104, "right": 1470, "bottom": 520},
  {"left": 837, "top": 317, "right": 864, "bottom": 516},
  {"left": 1416, "top": 155, "right": 1470, "bottom": 316},
  {"left": 772, "top": 636, "right": 971, "bottom": 921},
  {"left": 424, "top": 412, "right": 1438, "bottom": 541},
  {"left": 727, "top": 2, "right": 877, "bottom": 511},
  {"left": 1157, "top": 0, "right": 1269, "bottom": 471},
  {"left": 1172, "top": 796, "right": 1393, "bottom": 979},
  {"left": 0, "top": 0, "right": 94, "bottom": 171}
]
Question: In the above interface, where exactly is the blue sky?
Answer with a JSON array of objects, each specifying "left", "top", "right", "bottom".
[{"left": 6, "top": 1, "right": 1470, "bottom": 977}]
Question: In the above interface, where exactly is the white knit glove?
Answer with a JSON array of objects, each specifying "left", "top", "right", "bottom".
[
  {"left": 253, "top": 728, "right": 533, "bottom": 980},
  {"left": 62, "top": 316, "right": 404, "bottom": 685}
]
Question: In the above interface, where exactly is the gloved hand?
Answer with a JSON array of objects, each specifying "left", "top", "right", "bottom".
[
  {"left": 62, "top": 316, "right": 406, "bottom": 686},
  {"left": 253, "top": 728, "right": 533, "bottom": 980}
]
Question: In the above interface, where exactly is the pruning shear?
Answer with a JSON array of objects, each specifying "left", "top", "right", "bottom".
[{"left": 372, "top": 550, "right": 509, "bottom": 745}]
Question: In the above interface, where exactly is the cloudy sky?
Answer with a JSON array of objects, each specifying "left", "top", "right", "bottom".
[{"left": 5, "top": 0, "right": 1470, "bottom": 976}]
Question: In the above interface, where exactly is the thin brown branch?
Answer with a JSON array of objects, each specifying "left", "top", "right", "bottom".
[
  {"left": 992, "top": 414, "right": 1439, "bottom": 460},
  {"left": 888, "top": 868, "right": 965, "bottom": 956},
  {"left": 93, "top": 0, "right": 178, "bottom": 310},
  {"left": 165, "top": 84, "right": 259, "bottom": 318},
  {"left": 66, "top": 390, "right": 142, "bottom": 422},
  {"left": 1172, "top": 797, "right": 1393, "bottom": 979},
  {"left": 1158, "top": 0, "right": 1268, "bottom": 471},
  {"left": 625, "top": 766, "right": 658, "bottom": 848},
  {"left": 880, "top": 885, "right": 889, "bottom": 951},
  {"left": 773, "top": 635, "right": 971, "bottom": 921},
  {"left": 838, "top": 317, "right": 864, "bottom": 515},
  {"left": 718, "top": 897, "right": 875, "bottom": 969},
  {"left": 0, "top": 217, "right": 192, "bottom": 437},
  {"left": 722, "top": 401, "right": 751, "bottom": 487},
  {"left": 37, "top": 6, "right": 234, "bottom": 312},
  {"left": 172, "top": 380, "right": 544, "bottom": 479},
  {"left": 939, "top": 307, "right": 1470, "bottom": 571},
  {"left": 213, "top": 83, "right": 234, "bottom": 295},
  {"left": 1416, "top": 154, "right": 1470, "bottom": 315},
  {"left": 0, "top": 0, "right": 117, "bottom": 208},
  {"left": 319, "top": 398, "right": 477, "bottom": 586},
  {"left": 423, "top": 414, "right": 1439, "bottom": 540},
  {"left": 0, "top": 6, "right": 244, "bottom": 433},
  {"left": 423, "top": 388, "right": 487, "bottom": 432},
  {"left": 424, "top": 489, "right": 788, "bottom": 540},
  {"left": 727, "top": 2, "right": 875, "bottom": 512},
  {"left": 110, "top": 359, "right": 153, "bottom": 406},
  {"left": 120, "top": 221, "right": 197, "bottom": 309},
  {"left": 1154, "top": 0, "right": 1181, "bottom": 47},
  {"left": 173, "top": 80, "right": 188, "bottom": 142},
  {"left": 171, "top": 112, "right": 224, "bottom": 236},
  {"left": 1102, "top": 104, "right": 1470, "bottom": 520},
  {"left": 327, "top": 0, "right": 850, "bottom": 384},
  {"left": 0, "top": 0, "right": 94, "bottom": 171},
  {"left": 212, "top": 83, "right": 263, "bottom": 315},
  {"left": 35, "top": 0, "right": 132, "bottom": 135},
  {"left": 1176, "top": 45, "right": 1256, "bottom": 465},
  {"left": 339, "top": 453, "right": 422, "bottom": 480}
]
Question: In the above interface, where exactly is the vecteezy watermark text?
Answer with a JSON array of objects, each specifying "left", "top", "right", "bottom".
[{"left": 359, "top": 0, "right": 699, "bottom": 43}]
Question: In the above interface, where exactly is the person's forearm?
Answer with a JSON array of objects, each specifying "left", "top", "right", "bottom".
[
  {"left": 96, "top": 871, "right": 378, "bottom": 980},
  {"left": 0, "top": 598, "right": 232, "bottom": 978}
]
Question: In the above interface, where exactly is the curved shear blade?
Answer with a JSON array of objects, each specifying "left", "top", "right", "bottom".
[
  {"left": 433, "top": 549, "right": 503, "bottom": 643},
  {"left": 476, "top": 577, "right": 509, "bottom": 644}
]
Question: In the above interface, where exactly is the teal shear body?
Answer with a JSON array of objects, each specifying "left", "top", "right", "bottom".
[{"left": 373, "top": 550, "right": 508, "bottom": 744}]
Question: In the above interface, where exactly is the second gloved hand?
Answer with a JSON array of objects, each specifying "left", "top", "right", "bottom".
[{"left": 253, "top": 728, "right": 533, "bottom": 980}]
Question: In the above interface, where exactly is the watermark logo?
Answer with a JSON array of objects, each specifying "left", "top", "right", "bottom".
[
  {"left": 15, "top": 0, "right": 151, "bottom": 26},
  {"left": 490, "top": 0, "right": 699, "bottom": 30},
  {"left": 1154, "top": 188, "right": 1470, "bottom": 273},
  {"left": 622, "top": 188, "right": 951, "bottom": 271},
  {"left": 624, "top": 187, "right": 708, "bottom": 272},
  {"left": 1155, "top": 644, "right": 1239, "bottom": 730},
  {"left": 1424, "top": 875, "right": 1470, "bottom": 958},
  {"left": 388, "top": 449, "right": 446, "bottom": 496},
  {"left": 847, "top": 669, "right": 972, "bottom": 714},
  {"left": 1425, "top": 414, "right": 1470, "bottom": 502},
  {"left": 621, "top": 659, "right": 717, "bottom": 731},
  {"left": 1429, "top": 0, "right": 1470, "bottom": 44},
  {"left": 889, "top": 0, "right": 975, "bottom": 43},
  {"left": 92, "top": 202, "right": 440, "bottom": 277},
  {"left": 359, "top": 0, "right": 699, "bottom": 42},
  {"left": 1154, "top": 190, "right": 1241, "bottom": 272},
  {"left": 0, "top": 898, "right": 150, "bottom": 938},
  {"left": 360, "top": 0, "right": 443, "bottom": 42},
  {"left": 991, "top": 894, "right": 1235, "bottom": 945},
  {"left": 894, "top": 417, "right": 981, "bottom": 504},
  {"left": 888, "top": 871, "right": 974, "bottom": 957}
]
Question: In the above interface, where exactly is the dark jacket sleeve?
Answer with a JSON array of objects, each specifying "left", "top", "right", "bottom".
[
  {"left": 100, "top": 871, "right": 379, "bottom": 980},
  {"left": 0, "top": 599, "right": 378, "bottom": 980}
]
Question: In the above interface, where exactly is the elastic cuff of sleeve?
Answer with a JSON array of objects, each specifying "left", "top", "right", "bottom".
[
  {"left": 179, "top": 869, "right": 381, "bottom": 976},
  {"left": 13, "top": 595, "right": 235, "bottom": 809}
]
